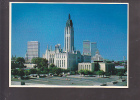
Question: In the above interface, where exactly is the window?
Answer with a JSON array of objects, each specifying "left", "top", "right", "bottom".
[
  {"left": 60, "top": 60, "right": 61, "bottom": 67},
  {"left": 64, "top": 60, "right": 65, "bottom": 67},
  {"left": 62, "top": 60, "right": 63, "bottom": 67},
  {"left": 67, "top": 37, "right": 68, "bottom": 49}
]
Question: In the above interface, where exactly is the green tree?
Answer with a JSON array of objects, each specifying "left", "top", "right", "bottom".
[
  {"left": 11, "top": 69, "right": 19, "bottom": 76},
  {"left": 24, "top": 70, "right": 30, "bottom": 76},
  {"left": 49, "top": 63, "right": 55, "bottom": 68},
  {"left": 31, "top": 57, "right": 48, "bottom": 68},
  {"left": 78, "top": 70, "right": 85, "bottom": 75},
  {"left": 96, "top": 70, "right": 105, "bottom": 77},
  {"left": 94, "top": 62, "right": 100, "bottom": 71},
  {"left": 41, "top": 68, "right": 49, "bottom": 74},
  {"left": 16, "top": 57, "right": 25, "bottom": 64},
  {"left": 16, "top": 57, "right": 26, "bottom": 68},
  {"left": 84, "top": 70, "right": 89, "bottom": 75},
  {"left": 11, "top": 62, "right": 18, "bottom": 69},
  {"left": 18, "top": 69, "right": 25, "bottom": 79},
  {"left": 88, "top": 71, "right": 93, "bottom": 75},
  {"left": 105, "top": 72, "right": 111, "bottom": 77},
  {"left": 117, "top": 72, "right": 124, "bottom": 79},
  {"left": 29, "top": 69, "right": 37, "bottom": 74},
  {"left": 55, "top": 68, "right": 62, "bottom": 75}
]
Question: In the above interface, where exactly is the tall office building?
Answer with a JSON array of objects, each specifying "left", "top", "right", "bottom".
[
  {"left": 25, "top": 41, "right": 40, "bottom": 62},
  {"left": 64, "top": 14, "right": 74, "bottom": 53},
  {"left": 83, "top": 40, "right": 90, "bottom": 55},
  {"left": 91, "top": 42, "right": 97, "bottom": 57},
  {"left": 43, "top": 14, "right": 84, "bottom": 71}
]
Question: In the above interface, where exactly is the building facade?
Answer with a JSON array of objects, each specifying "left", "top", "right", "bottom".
[
  {"left": 64, "top": 14, "right": 74, "bottom": 53},
  {"left": 78, "top": 63, "right": 94, "bottom": 72},
  {"left": 43, "top": 14, "right": 81, "bottom": 71},
  {"left": 78, "top": 62, "right": 115, "bottom": 73},
  {"left": 91, "top": 42, "right": 97, "bottom": 57},
  {"left": 83, "top": 40, "right": 91, "bottom": 55},
  {"left": 25, "top": 41, "right": 40, "bottom": 63}
]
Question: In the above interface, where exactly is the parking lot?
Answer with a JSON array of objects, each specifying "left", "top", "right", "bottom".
[{"left": 11, "top": 75, "right": 127, "bottom": 87}]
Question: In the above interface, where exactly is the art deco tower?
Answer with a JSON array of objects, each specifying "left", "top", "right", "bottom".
[{"left": 64, "top": 14, "right": 74, "bottom": 53}]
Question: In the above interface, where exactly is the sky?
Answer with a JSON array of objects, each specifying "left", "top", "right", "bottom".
[{"left": 11, "top": 3, "right": 128, "bottom": 61}]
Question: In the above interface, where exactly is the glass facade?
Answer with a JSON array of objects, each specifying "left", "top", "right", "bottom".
[
  {"left": 27, "top": 41, "right": 40, "bottom": 62},
  {"left": 91, "top": 42, "right": 97, "bottom": 57},
  {"left": 83, "top": 40, "right": 90, "bottom": 55}
]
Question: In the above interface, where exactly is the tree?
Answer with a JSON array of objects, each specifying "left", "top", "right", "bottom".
[
  {"left": 42, "top": 68, "right": 49, "bottom": 74},
  {"left": 49, "top": 63, "right": 55, "bottom": 68},
  {"left": 16, "top": 57, "right": 25, "bottom": 64},
  {"left": 11, "top": 57, "right": 26, "bottom": 69},
  {"left": 117, "top": 72, "right": 124, "bottom": 79},
  {"left": 55, "top": 68, "right": 62, "bottom": 75},
  {"left": 96, "top": 70, "right": 105, "bottom": 77},
  {"left": 78, "top": 70, "right": 85, "bottom": 75},
  {"left": 88, "top": 71, "right": 93, "bottom": 75},
  {"left": 18, "top": 69, "right": 25, "bottom": 79},
  {"left": 11, "top": 69, "right": 19, "bottom": 76},
  {"left": 94, "top": 62, "right": 100, "bottom": 71},
  {"left": 16, "top": 57, "right": 26, "bottom": 68},
  {"left": 105, "top": 72, "right": 111, "bottom": 77},
  {"left": 84, "top": 70, "right": 89, "bottom": 75},
  {"left": 61, "top": 69, "right": 70, "bottom": 73},
  {"left": 11, "top": 62, "right": 18, "bottom": 69},
  {"left": 29, "top": 69, "right": 37, "bottom": 74},
  {"left": 31, "top": 57, "right": 48, "bottom": 68},
  {"left": 24, "top": 70, "right": 30, "bottom": 76}
]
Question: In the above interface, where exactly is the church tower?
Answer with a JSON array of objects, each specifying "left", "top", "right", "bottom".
[{"left": 64, "top": 14, "right": 74, "bottom": 53}]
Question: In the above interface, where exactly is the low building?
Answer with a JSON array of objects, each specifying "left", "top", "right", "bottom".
[
  {"left": 78, "top": 63, "right": 94, "bottom": 72},
  {"left": 99, "top": 62, "right": 115, "bottom": 72},
  {"left": 78, "top": 62, "right": 115, "bottom": 73},
  {"left": 24, "top": 64, "right": 37, "bottom": 69},
  {"left": 115, "top": 66, "right": 125, "bottom": 69}
]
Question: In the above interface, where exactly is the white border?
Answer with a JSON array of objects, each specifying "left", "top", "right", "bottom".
[{"left": 9, "top": 2, "right": 129, "bottom": 88}]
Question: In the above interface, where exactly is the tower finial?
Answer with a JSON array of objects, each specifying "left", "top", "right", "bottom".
[{"left": 68, "top": 14, "right": 70, "bottom": 19}]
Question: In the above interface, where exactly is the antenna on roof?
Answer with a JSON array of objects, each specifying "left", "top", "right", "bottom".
[{"left": 68, "top": 14, "right": 71, "bottom": 19}]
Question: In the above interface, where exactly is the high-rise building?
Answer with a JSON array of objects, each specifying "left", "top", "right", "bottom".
[
  {"left": 43, "top": 14, "right": 82, "bottom": 71},
  {"left": 64, "top": 14, "right": 74, "bottom": 53},
  {"left": 91, "top": 42, "right": 97, "bottom": 57},
  {"left": 25, "top": 41, "right": 40, "bottom": 62},
  {"left": 83, "top": 40, "right": 90, "bottom": 55}
]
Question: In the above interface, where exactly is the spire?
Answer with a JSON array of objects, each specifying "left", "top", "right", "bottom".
[
  {"left": 47, "top": 45, "right": 48, "bottom": 50},
  {"left": 68, "top": 14, "right": 71, "bottom": 19}
]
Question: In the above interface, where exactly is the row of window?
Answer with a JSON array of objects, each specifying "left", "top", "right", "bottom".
[
  {"left": 28, "top": 47, "right": 39, "bottom": 48},
  {"left": 56, "top": 60, "right": 65, "bottom": 68},
  {"left": 80, "top": 65, "right": 91, "bottom": 70},
  {"left": 50, "top": 55, "right": 55, "bottom": 58},
  {"left": 56, "top": 55, "right": 65, "bottom": 58}
]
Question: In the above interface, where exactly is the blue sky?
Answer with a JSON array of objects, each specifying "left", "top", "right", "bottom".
[{"left": 11, "top": 3, "right": 128, "bottom": 61}]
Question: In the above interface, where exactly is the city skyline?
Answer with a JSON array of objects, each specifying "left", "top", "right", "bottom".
[{"left": 11, "top": 3, "right": 128, "bottom": 61}]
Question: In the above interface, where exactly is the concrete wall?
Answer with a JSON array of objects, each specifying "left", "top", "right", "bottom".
[{"left": 99, "top": 62, "right": 106, "bottom": 72}]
